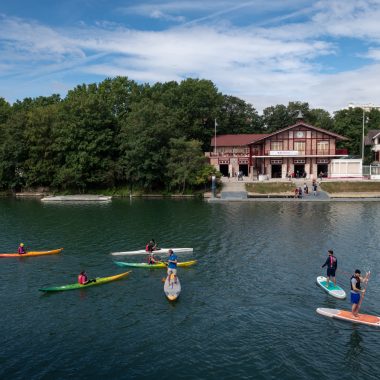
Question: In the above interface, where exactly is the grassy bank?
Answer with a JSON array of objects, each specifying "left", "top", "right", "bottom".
[
  {"left": 245, "top": 182, "right": 295, "bottom": 194},
  {"left": 320, "top": 181, "right": 380, "bottom": 193}
]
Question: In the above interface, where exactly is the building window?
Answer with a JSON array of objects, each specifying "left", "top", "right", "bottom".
[
  {"left": 271, "top": 141, "right": 283, "bottom": 151},
  {"left": 294, "top": 141, "right": 305, "bottom": 153},
  {"left": 317, "top": 141, "right": 329, "bottom": 155}
]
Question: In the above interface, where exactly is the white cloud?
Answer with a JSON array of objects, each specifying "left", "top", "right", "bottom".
[{"left": 1, "top": 1, "right": 380, "bottom": 112}]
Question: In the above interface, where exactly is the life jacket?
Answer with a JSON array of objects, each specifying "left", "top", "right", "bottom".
[
  {"left": 146, "top": 244, "right": 150, "bottom": 252},
  {"left": 350, "top": 275, "right": 361, "bottom": 291},
  {"left": 18, "top": 246, "right": 26, "bottom": 254},
  {"left": 78, "top": 274, "right": 87, "bottom": 284},
  {"left": 329, "top": 256, "right": 337, "bottom": 268}
]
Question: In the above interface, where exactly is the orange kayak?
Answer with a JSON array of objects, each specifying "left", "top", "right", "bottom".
[{"left": 0, "top": 248, "right": 63, "bottom": 258}]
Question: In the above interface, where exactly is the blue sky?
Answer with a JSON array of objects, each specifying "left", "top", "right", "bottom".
[{"left": 1, "top": 0, "right": 380, "bottom": 113}]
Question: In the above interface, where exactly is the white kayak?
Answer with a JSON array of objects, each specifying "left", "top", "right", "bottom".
[
  {"left": 111, "top": 248, "right": 193, "bottom": 256},
  {"left": 164, "top": 274, "right": 181, "bottom": 301},
  {"left": 316, "top": 276, "right": 346, "bottom": 299},
  {"left": 317, "top": 308, "right": 380, "bottom": 327}
]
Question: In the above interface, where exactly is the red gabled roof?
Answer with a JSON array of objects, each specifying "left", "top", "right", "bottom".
[
  {"left": 211, "top": 134, "right": 271, "bottom": 147},
  {"left": 251, "top": 122, "right": 349, "bottom": 143}
]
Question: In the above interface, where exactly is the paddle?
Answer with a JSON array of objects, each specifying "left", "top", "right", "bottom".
[{"left": 357, "top": 271, "right": 371, "bottom": 314}]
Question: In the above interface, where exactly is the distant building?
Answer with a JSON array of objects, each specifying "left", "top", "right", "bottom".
[
  {"left": 364, "top": 130, "right": 380, "bottom": 163},
  {"left": 206, "top": 116, "right": 350, "bottom": 179},
  {"left": 347, "top": 103, "right": 380, "bottom": 112}
]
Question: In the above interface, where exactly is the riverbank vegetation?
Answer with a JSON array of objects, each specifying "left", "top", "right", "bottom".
[
  {"left": 1, "top": 76, "right": 379, "bottom": 194},
  {"left": 319, "top": 181, "right": 380, "bottom": 193},
  {"left": 245, "top": 182, "right": 295, "bottom": 194}
]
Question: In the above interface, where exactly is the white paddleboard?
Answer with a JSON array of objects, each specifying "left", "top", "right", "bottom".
[
  {"left": 111, "top": 248, "right": 193, "bottom": 256},
  {"left": 317, "top": 276, "right": 346, "bottom": 299},
  {"left": 317, "top": 308, "right": 380, "bottom": 327},
  {"left": 164, "top": 275, "right": 181, "bottom": 301}
]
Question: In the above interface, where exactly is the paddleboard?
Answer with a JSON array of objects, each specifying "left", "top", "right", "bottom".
[
  {"left": 164, "top": 274, "right": 181, "bottom": 301},
  {"left": 316, "top": 308, "right": 380, "bottom": 327},
  {"left": 317, "top": 276, "right": 346, "bottom": 299},
  {"left": 114, "top": 260, "right": 197, "bottom": 268},
  {"left": 111, "top": 248, "right": 193, "bottom": 256}
]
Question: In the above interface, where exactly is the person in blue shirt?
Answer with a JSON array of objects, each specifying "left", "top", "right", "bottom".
[{"left": 167, "top": 249, "right": 178, "bottom": 284}]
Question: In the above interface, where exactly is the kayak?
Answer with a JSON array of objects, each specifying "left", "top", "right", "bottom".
[
  {"left": 317, "top": 276, "right": 346, "bottom": 299},
  {"left": 0, "top": 248, "right": 63, "bottom": 258},
  {"left": 164, "top": 274, "right": 181, "bottom": 301},
  {"left": 39, "top": 271, "right": 131, "bottom": 292},
  {"left": 111, "top": 248, "right": 193, "bottom": 256},
  {"left": 114, "top": 260, "right": 197, "bottom": 268},
  {"left": 316, "top": 307, "right": 380, "bottom": 327}
]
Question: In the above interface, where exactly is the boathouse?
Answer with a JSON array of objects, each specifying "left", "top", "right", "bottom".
[{"left": 206, "top": 116, "right": 349, "bottom": 180}]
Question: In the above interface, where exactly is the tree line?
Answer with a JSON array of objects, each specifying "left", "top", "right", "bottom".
[{"left": 0, "top": 76, "right": 379, "bottom": 193}]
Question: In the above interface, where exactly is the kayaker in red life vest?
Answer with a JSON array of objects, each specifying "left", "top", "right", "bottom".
[
  {"left": 78, "top": 271, "right": 96, "bottom": 285},
  {"left": 146, "top": 239, "right": 157, "bottom": 253},
  {"left": 18, "top": 243, "right": 26, "bottom": 255}
]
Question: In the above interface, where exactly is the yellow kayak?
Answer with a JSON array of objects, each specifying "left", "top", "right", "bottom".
[{"left": 0, "top": 248, "right": 63, "bottom": 258}]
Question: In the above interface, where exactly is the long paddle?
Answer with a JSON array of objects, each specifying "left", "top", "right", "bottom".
[{"left": 357, "top": 271, "right": 371, "bottom": 314}]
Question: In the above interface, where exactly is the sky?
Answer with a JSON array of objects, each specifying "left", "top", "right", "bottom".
[{"left": 1, "top": 0, "right": 380, "bottom": 113}]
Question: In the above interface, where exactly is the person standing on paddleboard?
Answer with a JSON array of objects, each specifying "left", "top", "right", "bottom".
[
  {"left": 321, "top": 249, "right": 337, "bottom": 288},
  {"left": 350, "top": 269, "right": 367, "bottom": 317},
  {"left": 167, "top": 249, "right": 178, "bottom": 285}
]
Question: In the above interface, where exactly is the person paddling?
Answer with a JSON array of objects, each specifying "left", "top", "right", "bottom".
[
  {"left": 321, "top": 249, "right": 337, "bottom": 288},
  {"left": 146, "top": 239, "right": 157, "bottom": 253},
  {"left": 18, "top": 243, "right": 26, "bottom": 255},
  {"left": 350, "top": 269, "right": 368, "bottom": 317},
  {"left": 78, "top": 271, "right": 96, "bottom": 285},
  {"left": 167, "top": 249, "right": 178, "bottom": 285}
]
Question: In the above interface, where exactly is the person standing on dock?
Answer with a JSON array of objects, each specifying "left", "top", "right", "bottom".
[{"left": 321, "top": 249, "right": 337, "bottom": 288}]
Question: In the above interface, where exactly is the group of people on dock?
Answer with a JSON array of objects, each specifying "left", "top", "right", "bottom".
[
  {"left": 294, "top": 180, "right": 318, "bottom": 198},
  {"left": 322, "top": 249, "right": 369, "bottom": 317}
]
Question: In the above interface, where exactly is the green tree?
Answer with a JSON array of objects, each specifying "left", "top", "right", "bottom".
[
  {"left": 119, "top": 99, "right": 180, "bottom": 190},
  {"left": 332, "top": 107, "right": 365, "bottom": 157},
  {"left": 166, "top": 138, "right": 207, "bottom": 193},
  {"left": 217, "top": 95, "right": 263, "bottom": 134}
]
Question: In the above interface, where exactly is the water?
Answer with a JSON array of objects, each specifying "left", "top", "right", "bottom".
[{"left": 1, "top": 198, "right": 380, "bottom": 380}]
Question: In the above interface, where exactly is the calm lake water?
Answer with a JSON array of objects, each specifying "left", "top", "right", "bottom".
[{"left": 1, "top": 198, "right": 380, "bottom": 380}]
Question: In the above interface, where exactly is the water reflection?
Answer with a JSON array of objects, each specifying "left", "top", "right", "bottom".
[{"left": 344, "top": 329, "right": 364, "bottom": 374}]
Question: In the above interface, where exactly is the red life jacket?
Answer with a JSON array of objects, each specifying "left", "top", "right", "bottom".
[{"left": 78, "top": 274, "right": 87, "bottom": 284}]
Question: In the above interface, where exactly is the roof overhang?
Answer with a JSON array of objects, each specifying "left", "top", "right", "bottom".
[{"left": 252, "top": 155, "right": 349, "bottom": 158}]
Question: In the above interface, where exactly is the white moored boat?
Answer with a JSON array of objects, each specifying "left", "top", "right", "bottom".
[{"left": 110, "top": 248, "right": 193, "bottom": 256}]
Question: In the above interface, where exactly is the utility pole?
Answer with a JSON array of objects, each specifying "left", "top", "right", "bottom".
[{"left": 362, "top": 109, "right": 365, "bottom": 163}]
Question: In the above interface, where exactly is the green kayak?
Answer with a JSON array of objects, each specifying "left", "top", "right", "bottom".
[
  {"left": 114, "top": 260, "right": 197, "bottom": 268},
  {"left": 39, "top": 271, "right": 131, "bottom": 292}
]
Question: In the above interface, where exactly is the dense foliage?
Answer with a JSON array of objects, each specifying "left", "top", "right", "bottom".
[{"left": 0, "top": 77, "right": 378, "bottom": 193}]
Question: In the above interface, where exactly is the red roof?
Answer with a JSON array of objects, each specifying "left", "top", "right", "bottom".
[{"left": 211, "top": 134, "right": 271, "bottom": 147}]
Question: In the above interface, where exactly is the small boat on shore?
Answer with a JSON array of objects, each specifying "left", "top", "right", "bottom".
[
  {"left": 114, "top": 260, "right": 197, "bottom": 268},
  {"left": 0, "top": 248, "right": 63, "bottom": 258},
  {"left": 164, "top": 274, "right": 181, "bottom": 301},
  {"left": 111, "top": 248, "right": 193, "bottom": 256},
  {"left": 41, "top": 195, "right": 112, "bottom": 202},
  {"left": 39, "top": 271, "right": 131, "bottom": 292}
]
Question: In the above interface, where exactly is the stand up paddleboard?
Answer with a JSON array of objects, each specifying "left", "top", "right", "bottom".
[
  {"left": 317, "top": 276, "right": 346, "bottom": 299},
  {"left": 316, "top": 308, "right": 380, "bottom": 327},
  {"left": 164, "top": 274, "right": 181, "bottom": 301}
]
